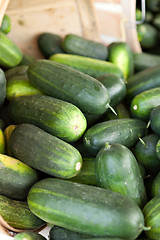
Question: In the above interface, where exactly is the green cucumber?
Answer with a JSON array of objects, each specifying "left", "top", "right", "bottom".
[
  {"left": 150, "top": 105, "right": 160, "bottom": 136},
  {"left": 6, "top": 76, "right": 44, "bottom": 100},
  {"left": 83, "top": 118, "right": 147, "bottom": 156},
  {"left": 0, "top": 153, "right": 39, "bottom": 200},
  {"left": 0, "top": 194, "right": 45, "bottom": 230},
  {"left": 134, "top": 52, "right": 160, "bottom": 72},
  {"left": 96, "top": 73, "right": 126, "bottom": 107},
  {"left": 0, "top": 14, "right": 11, "bottom": 34},
  {"left": 8, "top": 95, "right": 87, "bottom": 142},
  {"left": 5, "top": 65, "right": 28, "bottom": 80},
  {"left": 14, "top": 231, "right": 47, "bottom": 240},
  {"left": 143, "top": 194, "right": 160, "bottom": 239},
  {"left": 95, "top": 143, "right": 147, "bottom": 208},
  {"left": 27, "top": 59, "right": 110, "bottom": 115},
  {"left": 130, "top": 87, "right": 160, "bottom": 121},
  {"left": 126, "top": 65, "right": 160, "bottom": 100},
  {"left": 49, "top": 53, "right": 123, "bottom": 78},
  {"left": 61, "top": 33, "right": 108, "bottom": 60},
  {"left": 27, "top": 178, "right": 145, "bottom": 239},
  {"left": 107, "top": 41, "right": 134, "bottom": 79},
  {"left": 134, "top": 134, "right": 160, "bottom": 174},
  {"left": 151, "top": 172, "right": 160, "bottom": 197},
  {"left": 70, "top": 157, "right": 96, "bottom": 186},
  {"left": 0, "top": 68, "right": 6, "bottom": 109},
  {"left": 38, "top": 32, "right": 64, "bottom": 58},
  {"left": 0, "top": 31, "right": 22, "bottom": 67},
  {"left": 0, "top": 128, "right": 5, "bottom": 154},
  {"left": 9, "top": 123, "right": 82, "bottom": 179}
]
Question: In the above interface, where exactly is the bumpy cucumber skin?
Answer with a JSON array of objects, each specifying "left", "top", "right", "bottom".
[
  {"left": 49, "top": 53, "right": 123, "bottom": 79},
  {"left": 27, "top": 59, "right": 110, "bottom": 115},
  {"left": 8, "top": 95, "right": 87, "bottom": 142},
  {"left": 14, "top": 231, "right": 47, "bottom": 240},
  {"left": 0, "top": 68, "right": 6, "bottom": 109},
  {"left": 9, "top": 124, "right": 82, "bottom": 179},
  {"left": 95, "top": 143, "right": 147, "bottom": 208},
  {"left": 0, "top": 31, "right": 22, "bottom": 67},
  {"left": 0, "top": 195, "right": 45, "bottom": 230},
  {"left": 28, "top": 178, "right": 144, "bottom": 239},
  {"left": 126, "top": 65, "right": 160, "bottom": 100},
  {"left": 130, "top": 87, "right": 160, "bottom": 121},
  {"left": 107, "top": 41, "right": 134, "bottom": 79},
  {"left": 150, "top": 105, "right": 160, "bottom": 136},
  {"left": 0, "top": 154, "right": 39, "bottom": 200},
  {"left": 83, "top": 118, "right": 147, "bottom": 156},
  {"left": 61, "top": 33, "right": 108, "bottom": 60}
]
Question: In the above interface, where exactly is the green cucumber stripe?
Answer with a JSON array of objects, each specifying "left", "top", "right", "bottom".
[{"left": 0, "top": 38, "right": 20, "bottom": 61}]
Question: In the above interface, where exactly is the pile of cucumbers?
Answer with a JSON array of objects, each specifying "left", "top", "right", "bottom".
[{"left": 1, "top": 12, "right": 160, "bottom": 240}]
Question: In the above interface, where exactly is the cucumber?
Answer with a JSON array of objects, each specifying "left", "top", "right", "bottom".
[
  {"left": 0, "top": 153, "right": 39, "bottom": 200},
  {"left": 19, "top": 54, "right": 35, "bottom": 66},
  {"left": 0, "top": 31, "right": 22, "bottom": 67},
  {"left": 107, "top": 41, "right": 134, "bottom": 79},
  {"left": 14, "top": 231, "right": 47, "bottom": 240},
  {"left": 143, "top": 194, "right": 160, "bottom": 239},
  {"left": 6, "top": 76, "right": 44, "bottom": 100},
  {"left": 0, "top": 14, "right": 11, "bottom": 34},
  {"left": 134, "top": 134, "right": 160, "bottom": 174},
  {"left": 150, "top": 105, "right": 160, "bottom": 136},
  {"left": 49, "top": 53, "right": 123, "bottom": 78},
  {"left": 0, "top": 128, "right": 5, "bottom": 154},
  {"left": 61, "top": 33, "right": 108, "bottom": 60},
  {"left": 126, "top": 65, "right": 160, "bottom": 100},
  {"left": 130, "top": 87, "right": 160, "bottom": 121},
  {"left": 9, "top": 123, "right": 82, "bottom": 179},
  {"left": 5, "top": 65, "right": 28, "bottom": 80},
  {"left": 134, "top": 52, "right": 160, "bottom": 72},
  {"left": 83, "top": 118, "right": 147, "bottom": 156},
  {"left": 151, "top": 172, "right": 160, "bottom": 197},
  {"left": 38, "top": 32, "right": 64, "bottom": 58},
  {"left": 27, "top": 178, "right": 145, "bottom": 239},
  {"left": 0, "top": 194, "right": 45, "bottom": 230},
  {"left": 0, "top": 68, "right": 6, "bottom": 109},
  {"left": 8, "top": 95, "right": 87, "bottom": 142},
  {"left": 27, "top": 59, "right": 110, "bottom": 115},
  {"left": 96, "top": 73, "right": 126, "bottom": 107},
  {"left": 95, "top": 143, "right": 147, "bottom": 208},
  {"left": 70, "top": 158, "right": 96, "bottom": 186}
]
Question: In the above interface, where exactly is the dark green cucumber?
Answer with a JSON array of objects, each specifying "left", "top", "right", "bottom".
[
  {"left": 38, "top": 32, "right": 64, "bottom": 58},
  {"left": 9, "top": 123, "right": 82, "bottom": 179},
  {"left": 143, "top": 194, "right": 160, "bottom": 239},
  {"left": 27, "top": 59, "right": 110, "bottom": 115},
  {"left": 95, "top": 143, "right": 147, "bottom": 208},
  {"left": 8, "top": 95, "right": 87, "bottom": 142},
  {"left": 137, "top": 23, "right": 159, "bottom": 50},
  {"left": 27, "top": 178, "right": 145, "bottom": 239},
  {"left": 14, "top": 231, "right": 47, "bottom": 240},
  {"left": 0, "top": 14, "right": 11, "bottom": 34},
  {"left": 0, "top": 31, "right": 22, "bottom": 67},
  {"left": 0, "top": 195, "right": 45, "bottom": 230},
  {"left": 49, "top": 53, "right": 123, "bottom": 78},
  {"left": 134, "top": 134, "right": 160, "bottom": 174},
  {"left": 150, "top": 105, "right": 160, "bottom": 136},
  {"left": 151, "top": 172, "right": 160, "bottom": 197},
  {"left": 0, "top": 68, "right": 6, "bottom": 109},
  {"left": 61, "top": 33, "right": 108, "bottom": 60},
  {"left": 107, "top": 41, "right": 134, "bottom": 79},
  {"left": 70, "top": 158, "right": 96, "bottom": 186},
  {"left": 134, "top": 52, "right": 160, "bottom": 72},
  {"left": 126, "top": 65, "right": 160, "bottom": 100},
  {"left": 83, "top": 118, "right": 147, "bottom": 156},
  {"left": 0, "top": 128, "right": 5, "bottom": 154},
  {"left": 130, "top": 87, "right": 160, "bottom": 121},
  {"left": 5, "top": 65, "right": 28, "bottom": 80},
  {"left": 0, "top": 153, "right": 39, "bottom": 200},
  {"left": 6, "top": 76, "right": 44, "bottom": 100},
  {"left": 96, "top": 73, "right": 126, "bottom": 107}
]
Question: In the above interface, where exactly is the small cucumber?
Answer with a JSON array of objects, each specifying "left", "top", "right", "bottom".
[
  {"left": 61, "top": 33, "right": 108, "bottom": 60},
  {"left": 14, "top": 231, "right": 47, "bottom": 240},
  {"left": 0, "top": 195, "right": 45, "bottom": 230},
  {"left": 130, "top": 87, "right": 160, "bottom": 121},
  {"left": 95, "top": 143, "right": 147, "bottom": 208},
  {"left": 0, "top": 14, "right": 11, "bottom": 34},
  {"left": 0, "top": 153, "right": 39, "bottom": 200},
  {"left": 83, "top": 118, "right": 147, "bottom": 156}
]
